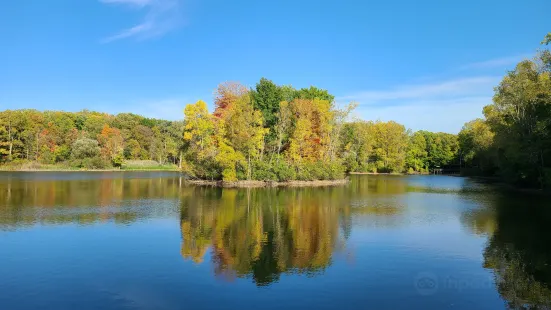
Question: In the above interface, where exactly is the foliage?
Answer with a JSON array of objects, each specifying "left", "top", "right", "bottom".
[
  {"left": 2, "top": 78, "right": 468, "bottom": 179},
  {"left": 0, "top": 109, "right": 184, "bottom": 169},
  {"left": 71, "top": 138, "right": 101, "bottom": 160},
  {"left": 542, "top": 32, "right": 551, "bottom": 45},
  {"left": 459, "top": 39, "right": 551, "bottom": 189},
  {"left": 250, "top": 77, "right": 283, "bottom": 142}
]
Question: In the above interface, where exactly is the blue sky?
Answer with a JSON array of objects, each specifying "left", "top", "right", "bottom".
[{"left": 1, "top": 0, "right": 549, "bottom": 133}]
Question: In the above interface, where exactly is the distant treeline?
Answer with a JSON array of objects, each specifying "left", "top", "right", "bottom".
[
  {"left": 458, "top": 34, "right": 551, "bottom": 189},
  {"left": 0, "top": 110, "right": 184, "bottom": 169},
  {"left": 0, "top": 87, "right": 459, "bottom": 178}
]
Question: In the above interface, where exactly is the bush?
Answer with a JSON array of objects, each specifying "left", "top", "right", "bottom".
[
  {"left": 252, "top": 160, "right": 277, "bottom": 181},
  {"left": 273, "top": 160, "right": 296, "bottom": 182},
  {"left": 71, "top": 138, "right": 101, "bottom": 160},
  {"left": 78, "top": 156, "right": 111, "bottom": 169},
  {"left": 326, "top": 161, "right": 345, "bottom": 180},
  {"left": 295, "top": 160, "right": 344, "bottom": 181}
]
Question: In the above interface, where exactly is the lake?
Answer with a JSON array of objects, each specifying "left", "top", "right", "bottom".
[{"left": 1, "top": 172, "right": 550, "bottom": 309}]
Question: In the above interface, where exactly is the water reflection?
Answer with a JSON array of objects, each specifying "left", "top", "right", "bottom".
[
  {"left": 463, "top": 192, "right": 551, "bottom": 309},
  {"left": 179, "top": 187, "right": 350, "bottom": 285},
  {"left": 3, "top": 172, "right": 551, "bottom": 308},
  {"left": 178, "top": 180, "right": 415, "bottom": 286},
  {"left": 0, "top": 172, "right": 183, "bottom": 228}
]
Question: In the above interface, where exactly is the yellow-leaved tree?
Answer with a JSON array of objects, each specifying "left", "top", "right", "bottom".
[{"left": 221, "top": 93, "right": 267, "bottom": 180}]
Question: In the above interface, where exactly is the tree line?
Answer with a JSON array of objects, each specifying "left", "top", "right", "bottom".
[
  {"left": 459, "top": 34, "right": 551, "bottom": 189},
  {"left": 0, "top": 83, "right": 462, "bottom": 177},
  {"left": 0, "top": 110, "right": 184, "bottom": 169}
]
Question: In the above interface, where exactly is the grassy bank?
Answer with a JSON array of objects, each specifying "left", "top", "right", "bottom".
[{"left": 0, "top": 160, "right": 180, "bottom": 172}]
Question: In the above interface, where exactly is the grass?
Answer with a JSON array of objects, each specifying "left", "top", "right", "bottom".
[
  {"left": 0, "top": 160, "right": 180, "bottom": 172},
  {"left": 121, "top": 160, "right": 179, "bottom": 171}
]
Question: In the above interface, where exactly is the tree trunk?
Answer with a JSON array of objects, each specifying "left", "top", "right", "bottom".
[
  {"left": 248, "top": 154, "right": 251, "bottom": 180},
  {"left": 8, "top": 117, "right": 13, "bottom": 160}
]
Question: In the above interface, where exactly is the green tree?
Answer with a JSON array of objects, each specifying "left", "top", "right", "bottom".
[
  {"left": 458, "top": 119, "right": 495, "bottom": 173},
  {"left": 406, "top": 131, "right": 428, "bottom": 172},
  {"left": 484, "top": 54, "right": 551, "bottom": 187},
  {"left": 293, "top": 86, "right": 335, "bottom": 103},
  {"left": 71, "top": 138, "right": 101, "bottom": 159},
  {"left": 250, "top": 78, "right": 284, "bottom": 142}
]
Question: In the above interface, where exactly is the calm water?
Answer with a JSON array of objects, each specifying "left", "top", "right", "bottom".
[{"left": 1, "top": 172, "right": 550, "bottom": 310}]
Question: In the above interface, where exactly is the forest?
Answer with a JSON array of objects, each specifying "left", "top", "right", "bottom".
[
  {"left": 0, "top": 110, "right": 184, "bottom": 170},
  {"left": 1, "top": 34, "right": 549, "bottom": 188},
  {"left": 0, "top": 83, "right": 460, "bottom": 181},
  {"left": 458, "top": 35, "right": 551, "bottom": 189}
]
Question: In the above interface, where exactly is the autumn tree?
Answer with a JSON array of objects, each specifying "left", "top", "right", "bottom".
[
  {"left": 287, "top": 98, "right": 333, "bottom": 162},
  {"left": 221, "top": 94, "right": 267, "bottom": 179},
  {"left": 97, "top": 124, "right": 124, "bottom": 166},
  {"left": 213, "top": 82, "right": 248, "bottom": 119}
]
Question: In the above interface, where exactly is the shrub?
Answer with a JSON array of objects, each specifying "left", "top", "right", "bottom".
[
  {"left": 273, "top": 160, "right": 296, "bottom": 182},
  {"left": 81, "top": 156, "right": 110, "bottom": 169},
  {"left": 71, "top": 138, "right": 101, "bottom": 160},
  {"left": 294, "top": 160, "right": 344, "bottom": 181},
  {"left": 252, "top": 160, "right": 277, "bottom": 181}
]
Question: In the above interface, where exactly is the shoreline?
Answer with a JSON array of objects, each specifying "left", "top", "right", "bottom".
[
  {"left": 0, "top": 168, "right": 181, "bottom": 172},
  {"left": 349, "top": 172, "right": 430, "bottom": 176},
  {"left": 186, "top": 179, "right": 350, "bottom": 188}
]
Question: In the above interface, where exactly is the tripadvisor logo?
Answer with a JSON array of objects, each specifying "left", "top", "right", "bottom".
[{"left": 414, "top": 272, "right": 439, "bottom": 296}]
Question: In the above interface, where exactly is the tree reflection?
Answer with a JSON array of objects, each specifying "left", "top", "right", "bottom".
[
  {"left": 179, "top": 187, "right": 347, "bottom": 285},
  {"left": 0, "top": 173, "right": 183, "bottom": 228},
  {"left": 463, "top": 192, "right": 551, "bottom": 309},
  {"left": 180, "top": 182, "right": 406, "bottom": 286}
]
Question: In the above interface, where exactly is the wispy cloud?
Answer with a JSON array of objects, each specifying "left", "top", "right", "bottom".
[
  {"left": 339, "top": 76, "right": 499, "bottom": 105},
  {"left": 338, "top": 76, "right": 500, "bottom": 133},
  {"left": 460, "top": 54, "right": 531, "bottom": 70},
  {"left": 100, "top": 0, "right": 183, "bottom": 43}
]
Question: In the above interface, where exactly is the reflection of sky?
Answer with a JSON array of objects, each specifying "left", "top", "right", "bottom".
[{"left": 0, "top": 173, "right": 508, "bottom": 309}]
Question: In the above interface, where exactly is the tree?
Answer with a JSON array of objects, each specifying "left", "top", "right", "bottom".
[
  {"left": 274, "top": 100, "right": 293, "bottom": 156},
  {"left": 293, "top": 86, "right": 335, "bottom": 103},
  {"left": 406, "top": 131, "right": 428, "bottom": 172},
  {"left": 458, "top": 119, "right": 495, "bottom": 172},
  {"left": 213, "top": 82, "right": 248, "bottom": 119},
  {"left": 97, "top": 124, "right": 124, "bottom": 164},
  {"left": 542, "top": 32, "right": 551, "bottom": 45},
  {"left": 124, "top": 139, "right": 141, "bottom": 159},
  {"left": 250, "top": 78, "right": 284, "bottom": 139},
  {"left": 371, "top": 121, "right": 408, "bottom": 172},
  {"left": 341, "top": 121, "right": 372, "bottom": 172},
  {"left": 287, "top": 98, "right": 333, "bottom": 163},
  {"left": 71, "top": 138, "right": 101, "bottom": 159},
  {"left": 483, "top": 55, "right": 551, "bottom": 187},
  {"left": 221, "top": 94, "right": 267, "bottom": 179},
  {"left": 183, "top": 100, "right": 216, "bottom": 159}
]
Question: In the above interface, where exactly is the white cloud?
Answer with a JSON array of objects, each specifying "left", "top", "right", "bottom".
[
  {"left": 460, "top": 54, "right": 531, "bottom": 70},
  {"left": 338, "top": 76, "right": 499, "bottom": 105},
  {"left": 352, "top": 97, "right": 490, "bottom": 133},
  {"left": 100, "top": 0, "right": 183, "bottom": 42},
  {"left": 338, "top": 76, "right": 499, "bottom": 133}
]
